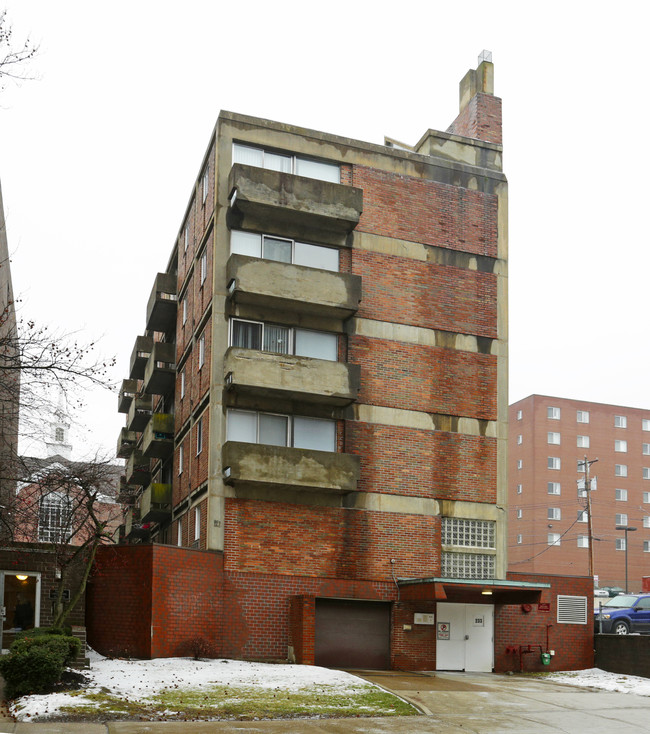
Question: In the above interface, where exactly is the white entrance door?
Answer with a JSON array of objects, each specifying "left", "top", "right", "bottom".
[{"left": 436, "top": 603, "right": 494, "bottom": 672}]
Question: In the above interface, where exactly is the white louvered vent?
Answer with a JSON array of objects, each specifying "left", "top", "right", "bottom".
[{"left": 557, "top": 595, "right": 588, "bottom": 624}]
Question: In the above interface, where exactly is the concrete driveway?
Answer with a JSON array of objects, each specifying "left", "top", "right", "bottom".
[{"left": 3, "top": 671, "right": 650, "bottom": 732}]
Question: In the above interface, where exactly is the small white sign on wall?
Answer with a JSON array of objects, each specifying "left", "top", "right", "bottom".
[
  {"left": 472, "top": 615, "right": 485, "bottom": 627},
  {"left": 414, "top": 612, "right": 435, "bottom": 625}
]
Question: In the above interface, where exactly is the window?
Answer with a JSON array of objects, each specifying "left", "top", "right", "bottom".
[
  {"left": 616, "top": 538, "right": 626, "bottom": 551},
  {"left": 644, "top": 419, "right": 650, "bottom": 431},
  {"left": 644, "top": 516, "right": 650, "bottom": 529},
  {"left": 198, "top": 333, "right": 205, "bottom": 369},
  {"left": 184, "top": 223, "right": 189, "bottom": 252},
  {"left": 577, "top": 410, "right": 589, "bottom": 423},
  {"left": 178, "top": 445, "right": 184, "bottom": 475},
  {"left": 557, "top": 595, "right": 588, "bottom": 624},
  {"left": 227, "top": 409, "right": 336, "bottom": 452},
  {"left": 177, "top": 518, "right": 183, "bottom": 547},
  {"left": 182, "top": 296, "right": 188, "bottom": 325},
  {"left": 615, "top": 488, "right": 628, "bottom": 501},
  {"left": 200, "top": 250, "right": 207, "bottom": 285},
  {"left": 547, "top": 407, "right": 561, "bottom": 420},
  {"left": 577, "top": 479, "right": 587, "bottom": 497},
  {"left": 517, "top": 460, "right": 523, "bottom": 469},
  {"left": 194, "top": 506, "right": 201, "bottom": 541},
  {"left": 230, "top": 319, "right": 337, "bottom": 361},
  {"left": 38, "top": 492, "right": 72, "bottom": 543},
  {"left": 230, "top": 230, "right": 339, "bottom": 272},
  {"left": 55, "top": 427, "right": 64, "bottom": 442},
  {"left": 441, "top": 552, "right": 495, "bottom": 579},
  {"left": 644, "top": 492, "right": 650, "bottom": 503},
  {"left": 517, "top": 434, "right": 523, "bottom": 445},
  {"left": 517, "top": 534, "right": 522, "bottom": 544},
  {"left": 577, "top": 460, "right": 586, "bottom": 473},
  {"left": 548, "top": 507, "right": 561, "bottom": 520},
  {"left": 615, "top": 415, "right": 627, "bottom": 428},
  {"left": 548, "top": 457, "right": 561, "bottom": 470},
  {"left": 615, "top": 464, "right": 628, "bottom": 477},
  {"left": 202, "top": 168, "right": 209, "bottom": 203},
  {"left": 517, "top": 410, "right": 522, "bottom": 420},
  {"left": 196, "top": 418, "right": 203, "bottom": 455},
  {"left": 577, "top": 435, "right": 590, "bottom": 448},
  {"left": 516, "top": 509, "right": 522, "bottom": 519},
  {"left": 645, "top": 541, "right": 650, "bottom": 553},
  {"left": 517, "top": 484, "right": 522, "bottom": 494},
  {"left": 547, "top": 482, "right": 561, "bottom": 495},
  {"left": 180, "top": 369, "right": 185, "bottom": 399},
  {"left": 615, "top": 513, "right": 628, "bottom": 526},
  {"left": 547, "top": 432, "right": 560, "bottom": 445},
  {"left": 643, "top": 444, "right": 650, "bottom": 455},
  {"left": 548, "top": 533, "right": 561, "bottom": 546},
  {"left": 615, "top": 440, "right": 628, "bottom": 453},
  {"left": 577, "top": 536, "right": 589, "bottom": 548},
  {"left": 644, "top": 468, "right": 650, "bottom": 480},
  {"left": 441, "top": 518, "right": 495, "bottom": 548},
  {"left": 233, "top": 143, "right": 340, "bottom": 183},
  {"left": 577, "top": 511, "right": 588, "bottom": 523}
]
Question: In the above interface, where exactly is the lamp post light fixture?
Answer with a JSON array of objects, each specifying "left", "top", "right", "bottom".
[{"left": 615, "top": 525, "right": 637, "bottom": 593}]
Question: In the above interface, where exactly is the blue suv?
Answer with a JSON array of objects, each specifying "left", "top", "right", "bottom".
[{"left": 594, "top": 594, "right": 650, "bottom": 634}]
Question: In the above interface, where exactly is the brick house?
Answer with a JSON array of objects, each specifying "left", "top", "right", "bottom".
[{"left": 87, "top": 56, "right": 594, "bottom": 673}]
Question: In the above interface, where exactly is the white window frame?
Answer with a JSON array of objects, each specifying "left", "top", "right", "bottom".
[
  {"left": 643, "top": 516, "right": 650, "bottom": 529},
  {"left": 547, "top": 482, "right": 561, "bottom": 495},
  {"left": 547, "top": 432, "right": 560, "bottom": 445},
  {"left": 577, "top": 510, "right": 588, "bottom": 523},
  {"left": 202, "top": 168, "right": 209, "bottom": 204},
  {"left": 615, "top": 415, "right": 627, "bottom": 429},
  {"left": 194, "top": 505, "right": 201, "bottom": 541},
  {"left": 644, "top": 491, "right": 650, "bottom": 503},
  {"left": 516, "top": 410, "right": 522, "bottom": 420},
  {"left": 615, "top": 513, "right": 628, "bottom": 526},
  {"left": 196, "top": 418, "right": 203, "bottom": 455},
  {"left": 180, "top": 369, "right": 185, "bottom": 399},
  {"left": 616, "top": 538, "right": 626, "bottom": 551},
  {"left": 548, "top": 456, "right": 561, "bottom": 470},
  {"left": 177, "top": 518, "right": 183, "bottom": 547},
  {"left": 517, "top": 459, "right": 523, "bottom": 469},
  {"left": 615, "top": 439, "right": 628, "bottom": 453},
  {"left": 229, "top": 318, "right": 337, "bottom": 361},
  {"left": 576, "top": 410, "right": 589, "bottom": 424},
  {"left": 516, "top": 509, "right": 522, "bottom": 519},
  {"left": 198, "top": 333, "right": 205, "bottom": 369},
  {"left": 548, "top": 507, "right": 561, "bottom": 520},
  {"left": 547, "top": 407, "right": 561, "bottom": 420},
  {"left": 644, "top": 419, "right": 650, "bottom": 432},
  {"left": 615, "top": 464, "right": 628, "bottom": 477},
  {"left": 226, "top": 409, "right": 336, "bottom": 452},
  {"left": 644, "top": 468, "right": 650, "bottom": 480},
  {"left": 645, "top": 540, "right": 650, "bottom": 553},
  {"left": 184, "top": 223, "right": 189, "bottom": 252},
  {"left": 643, "top": 444, "right": 650, "bottom": 456},
  {"left": 548, "top": 533, "right": 561, "bottom": 546},
  {"left": 516, "top": 484, "right": 522, "bottom": 494},
  {"left": 577, "top": 435, "right": 590, "bottom": 448},
  {"left": 232, "top": 143, "right": 340, "bottom": 183},
  {"left": 577, "top": 536, "right": 589, "bottom": 548},
  {"left": 517, "top": 434, "right": 523, "bottom": 445},
  {"left": 178, "top": 444, "right": 184, "bottom": 475},
  {"left": 615, "top": 488, "right": 628, "bottom": 501},
  {"left": 182, "top": 296, "right": 188, "bottom": 325},
  {"left": 200, "top": 250, "right": 207, "bottom": 285},
  {"left": 229, "top": 229, "right": 340, "bottom": 272},
  {"left": 517, "top": 534, "right": 523, "bottom": 544},
  {"left": 38, "top": 492, "right": 73, "bottom": 544}
]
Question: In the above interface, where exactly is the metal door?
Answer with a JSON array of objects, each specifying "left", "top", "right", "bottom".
[
  {"left": 436, "top": 603, "right": 494, "bottom": 672},
  {"left": 1, "top": 571, "right": 40, "bottom": 651}
]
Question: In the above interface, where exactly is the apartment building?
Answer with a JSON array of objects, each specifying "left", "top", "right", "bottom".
[
  {"left": 510, "top": 394, "right": 650, "bottom": 590},
  {"left": 87, "top": 58, "right": 593, "bottom": 673}
]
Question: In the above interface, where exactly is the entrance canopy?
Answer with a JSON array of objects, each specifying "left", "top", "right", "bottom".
[{"left": 398, "top": 577, "right": 550, "bottom": 605}]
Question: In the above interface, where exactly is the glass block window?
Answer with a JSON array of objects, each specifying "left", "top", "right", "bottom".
[
  {"left": 441, "top": 518, "right": 495, "bottom": 549},
  {"left": 441, "top": 551, "right": 495, "bottom": 579}
]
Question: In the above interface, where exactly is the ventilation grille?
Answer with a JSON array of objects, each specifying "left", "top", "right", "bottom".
[{"left": 557, "top": 595, "right": 588, "bottom": 624}]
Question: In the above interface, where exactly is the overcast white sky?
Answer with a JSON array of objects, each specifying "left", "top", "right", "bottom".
[{"left": 1, "top": 1, "right": 649, "bottom": 459}]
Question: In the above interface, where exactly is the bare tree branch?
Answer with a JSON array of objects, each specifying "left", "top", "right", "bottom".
[{"left": 0, "top": 10, "right": 38, "bottom": 89}]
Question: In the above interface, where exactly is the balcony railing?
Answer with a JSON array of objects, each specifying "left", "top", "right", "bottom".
[
  {"left": 222, "top": 441, "right": 360, "bottom": 494},
  {"left": 116, "top": 428, "right": 137, "bottom": 459},
  {"left": 129, "top": 335, "right": 154, "bottom": 380},
  {"left": 126, "top": 395, "right": 153, "bottom": 432},
  {"left": 140, "top": 482, "right": 172, "bottom": 524},
  {"left": 118, "top": 379, "right": 138, "bottom": 414},
  {"left": 146, "top": 273, "right": 177, "bottom": 333},
  {"left": 125, "top": 450, "right": 151, "bottom": 487},
  {"left": 226, "top": 255, "right": 361, "bottom": 320},
  {"left": 142, "top": 413, "right": 174, "bottom": 459},
  {"left": 224, "top": 348, "right": 360, "bottom": 407},
  {"left": 143, "top": 341, "right": 177, "bottom": 396},
  {"left": 125, "top": 506, "right": 149, "bottom": 540}
]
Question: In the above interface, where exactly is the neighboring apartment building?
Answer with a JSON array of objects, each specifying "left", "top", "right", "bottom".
[
  {"left": 509, "top": 394, "right": 650, "bottom": 590},
  {"left": 87, "top": 58, "right": 593, "bottom": 673}
]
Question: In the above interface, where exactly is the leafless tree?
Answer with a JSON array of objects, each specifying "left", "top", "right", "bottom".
[{"left": 0, "top": 9, "right": 38, "bottom": 91}]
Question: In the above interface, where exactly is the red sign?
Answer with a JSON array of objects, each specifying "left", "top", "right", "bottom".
[{"left": 538, "top": 603, "right": 551, "bottom": 612}]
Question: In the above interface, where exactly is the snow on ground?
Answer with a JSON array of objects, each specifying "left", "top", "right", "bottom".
[
  {"left": 12, "top": 650, "right": 376, "bottom": 721},
  {"left": 546, "top": 668, "right": 650, "bottom": 696}
]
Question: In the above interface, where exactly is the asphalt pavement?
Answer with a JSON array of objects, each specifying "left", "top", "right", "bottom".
[{"left": 3, "top": 670, "right": 650, "bottom": 733}]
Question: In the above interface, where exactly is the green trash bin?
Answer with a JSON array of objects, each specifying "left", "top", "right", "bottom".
[{"left": 541, "top": 653, "right": 551, "bottom": 666}]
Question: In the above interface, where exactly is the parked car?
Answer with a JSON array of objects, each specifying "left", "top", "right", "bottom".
[
  {"left": 594, "top": 593, "right": 650, "bottom": 634},
  {"left": 601, "top": 586, "right": 625, "bottom": 597},
  {"left": 594, "top": 589, "right": 609, "bottom": 597}
]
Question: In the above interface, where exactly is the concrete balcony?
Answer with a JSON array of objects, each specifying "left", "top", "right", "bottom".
[
  {"left": 141, "top": 413, "right": 174, "bottom": 460},
  {"left": 127, "top": 395, "right": 153, "bottom": 432},
  {"left": 226, "top": 255, "right": 361, "bottom": 320},
  {"left": 129, "top": 335, "right": 153, "bottom": 380},
  {"left": 118, "top": 379, "right": 138, "bottom": 414},
  {"left": 125, "top": 507, "right": 149, "bottom": 541},
  {"left": 146, "top": 273, "right": 177, "bottom": 333},
  {"left": 125, "top": 450, "right": 151, "bottom": 487},
  {"left": 224, "top": 348, "right": 360, "bottom": 407},
  {"left": 143, "top": 342, "right": 177, "bottom": 396},
  {"left": 227, "top": 163, "right": 363, "bottom": 246},
  {"left": 222, "top": 441, "right": 360, "bottom": 494},
  {"left": 117, "top": 475, "right": 139, "bottom": 504},
  {"left": 140, "top": 482, "right": 172, "bottom": 524},
  {"left": 116, "top": 428, "right": 137, "bottom": 459}
]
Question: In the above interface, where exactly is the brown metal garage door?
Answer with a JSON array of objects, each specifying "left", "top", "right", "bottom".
[{"left": 315, "top": 599, "right": 390, "bottom": 669}]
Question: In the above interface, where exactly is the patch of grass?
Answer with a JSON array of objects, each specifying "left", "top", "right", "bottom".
[{"left": 49, "top": 683, "right": 417, "bottom": 722}]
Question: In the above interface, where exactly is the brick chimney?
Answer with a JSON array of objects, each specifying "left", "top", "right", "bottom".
[{"left": 447, "top": 51, "right": 502, "bottom": 145}]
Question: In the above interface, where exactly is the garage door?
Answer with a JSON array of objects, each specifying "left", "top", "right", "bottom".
[{"left": 315, "top": 599, "right": 390, "bottom": 669}]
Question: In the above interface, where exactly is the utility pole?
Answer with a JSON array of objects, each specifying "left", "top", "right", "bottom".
[{"left": 578, "top": 456, "right": 598, "bottom": 579}]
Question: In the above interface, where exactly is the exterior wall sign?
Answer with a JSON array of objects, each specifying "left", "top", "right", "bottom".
[
  {"left": 538, "top": 603, "right": 551, "bottom": 612},
  {"left": 437, "top": 622, "right": 450, "bottom": 640},
  {"left": 414, "top": 612, "right": 435, "bottom": 625}
]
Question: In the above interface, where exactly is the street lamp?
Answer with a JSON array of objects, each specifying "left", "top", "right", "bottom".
[{"left": 615, "top": 525, "right": 637, "bottom": 593}]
